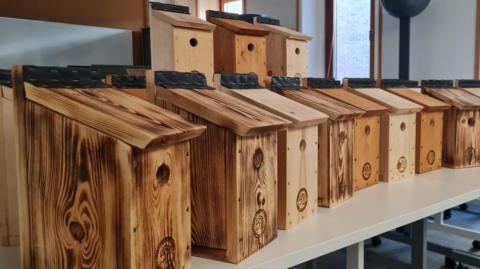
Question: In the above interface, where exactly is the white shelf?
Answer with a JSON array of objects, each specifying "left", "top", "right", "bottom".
[
  {"left": 192, "top": 168, "right": 480, "bottom": 269},
  {"left": 1, "top": 168, "right": 479, "bottom": 269}
]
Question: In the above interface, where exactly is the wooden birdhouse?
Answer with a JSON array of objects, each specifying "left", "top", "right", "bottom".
[
  {"left": 381, "top": 79, "right": 450, "bottom": 173},
  {"left": 147, "top": 71, "right": 291, "bottom": 263},
  {"left": 150, "top": 3, "right": 216, "bottom": 84},
  {"left": 241, "top": 14, "right": 312, "bottom": 78},
  {"left": 98, "top": 65, "right": 148, "bottom": 100},
  {"left": 345, "top": 78, "right": 423, "bottom": 182},
  {"left": 0, "top": 69, "right": 19, "bottom": 247},
  {"left": 270, "top": 76, "right": 364, "bottom": 208},
  {"left": 305, "top": 78, "right": 387, "bottom": 191},
  {"left": 13, "top": 66, "right": 206, "bottom": 269},
  {"left": 206, "top": 11, "right": 270, "bottom": 85},
  {"left": 422, "top": 80, "right": 480, "bottom": 168},
  {"left": 215, "top": 73, "right": 327, "bottom": 230}
]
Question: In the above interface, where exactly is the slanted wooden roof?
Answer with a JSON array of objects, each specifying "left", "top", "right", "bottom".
[
  {"left": 423, "top": 87, "right": 480, "bottom": 110},
  {"left": 151, "top": 8, "right": 215, "bottom": 31},
  {"left": 348, "top": 88, "right": 423, "bottom": 114},
  {"left": 277, "top": 89, "right": 364, "bottom": 121},
  {"left": 207, "top": 12, "right": 269, "bottom": 36},
  {"left": 256, "top": 23, "right": 312, "bottom": 41},
  {"left": 385, "top": 88, "right": 450, "bottom": 112},
  {"left": 314, "top": 89, "right": 387, "bottom": 116},
  {"left": 25, "top": 84, "right": 205, "bottom": 149}
]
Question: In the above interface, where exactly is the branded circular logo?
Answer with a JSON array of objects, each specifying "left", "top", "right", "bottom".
[
  {"left": 296, "top": 188, "right": 308, "bottom": 212},
  {"left": 362, "top": 162, "right": 372, "bottom": 180},
  {"left": 252, "top": 209, "right": 267, "bottom": 238},
  {"left": 397, "top": 156, "right": 407, "bottom": 173},
  {"left": 427, "top": 150, "right": 436, "bottom": 165},
  {"left": 154, "top": 237, "right": 176, "bottom": 269},
  {"left": 464, "top": 147, "right": 476, "bottom": 164}
]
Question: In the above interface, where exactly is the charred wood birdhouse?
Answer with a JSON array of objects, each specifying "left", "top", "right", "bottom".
[
  {"left": 0, "top": 69, "right": 19, "bottom": 247},
  {"left": 345, "top": 78, "right": 423, "bottom": 182},
  {"left": 270, "top": 76, "right": 363, "bottom": 208},
  {"left": 423, "top": 80, "right": 480, "bottom": 168},
  {"left": 241, "top": 14, "right": 312, "bottom": 78},
  {"left": 206, "top": 11, "right": 269, "bottom": 85},
  {"left": 306, "top": 78, "right": 387, "bottom": 191},
  {"left": 216, "top": 73, "right": 327, "bottom": 230},
  {"left": 150, "top": 3, "right": 216, "bottom": 84},
  {"left": 12, "top": 66, "right": 205, "bottom": 269},
  {"left": 148, "top": 71, "right": 291, "bottom": 263},
  {"left": 381, "top": 79, "right": 450, "bottom": 173}
]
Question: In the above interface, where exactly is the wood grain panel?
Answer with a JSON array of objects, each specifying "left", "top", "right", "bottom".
[
  {"left": 265, "top": 33, "right": 287, "bottom": 77},
  {"left": 316, "top": 89, "right": 387, "bottom": 116},
  {"left": 424, "top": 88, "right": 480, "bottom": 110},
  {"left": 417, "top": 111, "right": 444, "bottom": 173},
  {"left": 285, "top": 39, "right": 308, "bottom": 78},
  {"left": 257, "top": 23, "right": 311, "bottom": 41},
  {"left": 133, "top": 141, "right": 191, "bottom": 269},
  {"left": 349, "top": 88, "right": 423, "bottom": 114},
  {"left": 386, "top": 88, "right": 450, "bottom": 112},
  {"left": 446, "top": 110, "right": 480, "bottom": 168},
  {"left": 22, "top": 102, "right": 131, "bottom": 268},
  {"left": 0, "top": 93, "right": 7, "bottom": 246},
  {"left": 318, "top": 120, "right": 354, "bottom": 207},
  {"left": 353, "top": 116, "right": 380, "bottom": 191},
  {"left": 234, "top": 35, "right": 267, "bottom": 86},
  {"left": 207, "top": 17, "right": 269, "bottom": 36}
]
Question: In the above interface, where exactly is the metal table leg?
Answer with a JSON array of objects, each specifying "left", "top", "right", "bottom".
[
  {"left": 346, "top": 241, "right": 364, "bottom": 269},
  {"left": 411, "top": 219, "right": 427, "bottom": 269}
]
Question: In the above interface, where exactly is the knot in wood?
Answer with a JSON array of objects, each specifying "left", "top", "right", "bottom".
[{"left": 253, "top": 148, "right": 264, "bottom": 169}]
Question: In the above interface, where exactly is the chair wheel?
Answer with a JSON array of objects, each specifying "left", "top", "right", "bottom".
[
  {"left": 444, "top": 209, "right": 452, "bottom": 220},
  {"left": 445, "top": 256, "right": 457, "bottom": 268},
  {"left": 459, "top": 203, "right": 469, "bottom": 211},
  {"left": 472, "top": 240, "right": 480, "bottom": 250},
  {"left": 456, "top": 263, "right": 469, "bottom": 269},
  {"left": 371, "top": 236, "right": 382, "bottom": 247}
]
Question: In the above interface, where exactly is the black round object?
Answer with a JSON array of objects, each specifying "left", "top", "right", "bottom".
[
  {"left": 472, "top": 240, "right": 480, "bottom": 250},
  {"left": 371, "top": 236, "right": 382, "bottom": 247},
  {"left": 381, "top": 0, "right": 431, "bottom": 18},
  {"left": 456, "top": 263, "right": 469, "bottom": 269},
  {"left": 459, "top": 203, "right": 469, "bottom": 211},
  {"left": 445, "top": 256, "right": 457, "bottom": 268},
  {"left": 444, "top": 209, "right": 452, "bottom": 220}
]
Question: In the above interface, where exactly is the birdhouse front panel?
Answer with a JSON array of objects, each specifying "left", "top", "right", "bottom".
[
  {"left": 14, "top": 66, "right": 205, "bottom": 269},
  {"left": 423, "top": 80, "right": 480, "bottom": 168},
  {"left": 0, "top": 70, "right": 19, "bottom": 247},
  {"left": 149, "top": 71, "right": 290, "bottom": 263},
  {"left": 286, "top": 39, "right": 309, "bottom": 78},
  {"left": 234, "top": 35, "right": 267, "bottom": 84},
  {"left": 218, "top": 74, "right": 327, "bottom": 230}
]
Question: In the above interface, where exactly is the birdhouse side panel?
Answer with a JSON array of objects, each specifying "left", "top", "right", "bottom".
[
  {"left": 213, "top": 26, "right": 236, "bottom": 76},
  {"left": 22, "top": 101, "right": 133, "bottom": 269},
  {"left": 234, "top": 35, "right": 267, "bottom": 86},
  {"left": 353, "top": 116, "right": 380, "bottom": 191},
  {"left": 265, "top": 34, "right": 286, "bottom": 77},
  {"left": 317, "top": 121, "right": 330, "bottom": 207},
  {"left": 285, "top": 39, "right": 308, "bottom": 79},
  {"left": 417, "top": 111, "right": 444, "bottom": 173},
  {"left": 173, "top": 28, "right": 215, "bottom": 85},
  {"left": 133, "top": 141, "right": 192, "bottom": 269},
  {"left": 151, "top": 20, "right": 175, "bottom": 72}
]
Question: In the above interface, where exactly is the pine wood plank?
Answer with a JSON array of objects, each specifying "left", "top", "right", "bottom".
[
  {"left": 278, "top": 89, "right": 364, "bottom": 120},
  {"left": 386, "top": 87, "right": 450, "bottom": 111},
  {"left": 417, "top": 111, "right": 444, "bottom": 173},
  {"left": 207, "top": 17, "right": 269, "bottom": 36},
  {"left": 353, "top": 116, "right": 380, "bottom": 191},
  {"left": 152, "top": 10, "right": 216, "bottom": 31},
  {"left": 0, "top": 91, "right": 8, "bottom": 246},
  {"left": 285, "top": 39, "right": 308, "bottom": 78},
  {"left": 234, "top": 35, "right": 268, "bottom": 86},
  {"left": 315, "top": 89, "right": 387, "bottom": 116},
  {"left": 256, "top": 23, "right": 312, "bottom": 41},
  {"left": 349, "top": 88, "right": 423, "bottom": 114},
  {"left": 424, "top": 88, "right": 480, "bottom": 110},
  {"left": 154, "top": 88, "right": 291, "bottom": 136},
  {"left": 24, "top": 84, "right": 206, "bottom": 149},
  {"left": 218, "top": 88, "right": 328, "bottom": 128}
]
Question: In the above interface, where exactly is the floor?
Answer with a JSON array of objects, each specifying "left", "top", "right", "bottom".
[
  {"left": 1, "top": 201, "right": 479, "bottom": 269},
  {"left": 292, "top": 200, "right": 480, "bottom": 269}
]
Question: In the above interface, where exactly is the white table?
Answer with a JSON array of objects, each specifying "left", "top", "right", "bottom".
[
  {"left": 193, "top": 168, "right": 480, "bottom": 269},
  {"left": 1, "top": 168, "right": 479, "bottom": 269}
]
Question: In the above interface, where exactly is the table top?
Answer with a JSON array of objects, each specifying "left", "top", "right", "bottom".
[
  {"left": 193, "top": 168, "right": 480, "bottom": 269},
  {"left": 1, "top": 168, "right": 479, "bottom": 269}
]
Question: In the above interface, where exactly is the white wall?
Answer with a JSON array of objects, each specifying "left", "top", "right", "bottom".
[
  {"left": 0, "top": 17, "right": 132, "bottom": 69},
  {"left": 246, "top": 0, "right": 297, "bottom": 30},
  {"left": 381, "top": 0, "right": 477, "bottom": 80},
  {"left": 300, "top": 0, "right": 325, "bottom": 77}
]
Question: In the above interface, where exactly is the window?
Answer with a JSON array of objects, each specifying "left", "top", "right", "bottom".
[
  {"left": 330, "top": 0, "right": 373, "bottom": 80},
  {"left": 221, "top": 0, "right": 243, "bottom": 14}
]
